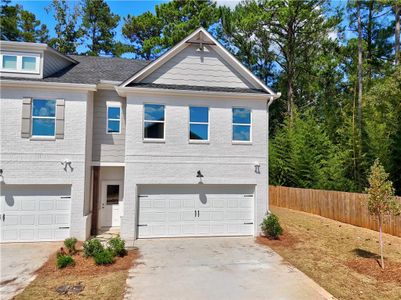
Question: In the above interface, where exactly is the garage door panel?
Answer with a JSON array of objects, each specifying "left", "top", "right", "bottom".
[
  {"left": 1, "top": 185, "right": 71, "bottom": 243},
  {"left": 138, "top": 185, "right": 254, "bottom": 238}
]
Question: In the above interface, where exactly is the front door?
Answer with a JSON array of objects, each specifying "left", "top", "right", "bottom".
[{"left": 100, "top": 181, "right": 123, "bottom": 228}]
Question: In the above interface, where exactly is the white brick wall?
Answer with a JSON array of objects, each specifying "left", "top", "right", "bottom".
[{"left": 0, "top": 87, "right": 92, "bottom": 240}]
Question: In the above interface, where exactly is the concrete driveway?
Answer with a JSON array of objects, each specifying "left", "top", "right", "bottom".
[
  {"left": 0, "top": 242, "right": 60, "bottom": 300},
  {"left": 125, "top": 237, "right": 333, "bottom": 300}
]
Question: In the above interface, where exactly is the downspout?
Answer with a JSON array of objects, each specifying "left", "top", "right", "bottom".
[{"left": 266, "top": 93, "right": 281, "bottom": 214}]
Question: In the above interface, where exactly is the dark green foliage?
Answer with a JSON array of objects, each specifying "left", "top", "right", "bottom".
[
  {"left": 108, "top": 235, "right": 126, "bottom": 257},
  {"left": 81, "top": 0, "right": 120, "bottom": 56},
  {"left": 64, "top": 237, "right": 78, "bottom": 255},
  {"left": 261, "top": 213, "right": 283, "bottom": 239},
  {"left": 83, "top": 238, "right": 104, "bottom": 258},
  {"left": 56, "top": 255, "right": 74, "bottom": 269},
  {"left": 93, "top": 249, "right": 114, "bottom": 265}
]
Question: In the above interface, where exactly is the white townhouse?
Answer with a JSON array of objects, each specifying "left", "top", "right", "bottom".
[{"left": 0, "top": 28, "right": 280, "bottom": 245}]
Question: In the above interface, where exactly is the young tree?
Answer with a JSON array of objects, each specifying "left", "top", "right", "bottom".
[
  {"left": 366, "top": 159, "right": 400, "bottom": 269},
  {"left": 47, "top": 0, "right": 82, "bottom": 54},
  {"left": 81, "top": 0, "right": 120, "bottom": 56}
]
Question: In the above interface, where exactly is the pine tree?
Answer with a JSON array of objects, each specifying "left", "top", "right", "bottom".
[{"left": 81, "top": 0, "right": 120, "bottom": 56}]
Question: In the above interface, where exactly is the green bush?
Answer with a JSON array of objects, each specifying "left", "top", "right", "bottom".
[
  {"left": 64, "top": 237, "right": 78, "bottom": 254},
  {"left": 261, "top": 213, "right": 283, "bottom": 239},
  {"left": 83, "top": 238, "right": 104, "bottom": 258},
  {"left": 93, "top": 249, "right": 115, "bottom": 265},
  {"left": 56, "top": 255, "right": 75, "bottom": 269},
  {"left": 108, "top": 235, "right": 127, "bottom": 257}
]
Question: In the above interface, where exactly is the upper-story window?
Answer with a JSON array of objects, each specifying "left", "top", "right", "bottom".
[
  {"left": 0, "top": 52, "right": 40, "bottom": 74},
  {"left": 144, "top": 104, "right": 165, "bottom": 140},
  {"left": 107, "top": 103, "right": 121, "bottom": 134},
  {"left": 189, "top": 106, "right": 209, "bottom": 141},
  {"left": 32, "top": 99, "right": 56, "bottom": 137},
  {"left": 232, "top": 107, "right": 252, "bottom": 142}
]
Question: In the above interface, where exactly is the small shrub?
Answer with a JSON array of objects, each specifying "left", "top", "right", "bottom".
[
  {"left": 83, "top": 238, "right": 104, "bottom": 258},
  {"left": 64, "top": 237, "right": 78, "bottom": 254},
  {"left": 56, "top": 247, "right": 67, "bottom": 259},
  {"left": 261, "top": 213, "right": 283, "bottom": 239},
  {"left": 93, "top": 249, "right": 115, "bottom": 265},
  {"left": 108, "top": 235, "right": 127, "bottom": 257},
  {"left": 57, "top": 255, "right": 75, "bottom": 269}
]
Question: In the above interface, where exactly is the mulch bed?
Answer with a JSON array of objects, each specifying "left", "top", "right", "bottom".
[
  {"left": 36, "top": 243, "right": 140, "bottom": 278},
  {"left": 346, "top": 258, "right": 401, "bottom": 283},
  {"left": 256, "top": 231, "right": 299, "bottom": 248}
]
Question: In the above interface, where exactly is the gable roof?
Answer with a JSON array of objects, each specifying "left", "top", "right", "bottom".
[{"left": 119, "top": 27, "right": 277, "bottom": 96}]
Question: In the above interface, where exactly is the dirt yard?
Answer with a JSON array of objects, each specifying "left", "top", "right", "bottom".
[
  {"left": 14, "top": 245, "right": 139, "bottom": 300},
  {"left": 258, "top": 206, "right": 401, "bottom": 300}
]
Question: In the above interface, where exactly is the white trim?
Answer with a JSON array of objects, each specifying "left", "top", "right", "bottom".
[
  {"left": 106, "top": 102, "right": 122, "bottom": 134},
  {"left": 0, "top": 79, "right": 97, "bottom": 91},
  {"left": 232, "top": 107, "right": 252, "bottom": 143},
  {"left": 143, "top": 103, "right": 166, "bottom": 141},
  {"left": 188, "top": 106, "right": 210, "bottom": 142},
  {"left": 119, "top": 27, "right": 277, "bottom": 97},
  {"left": 31, "top": 99, "right": 57, "bottom": 138},
  {"left": 91, "top": 162, "right": 125, "bottom": 167},
  {"left": 1, "top": 52, "right": 41, "bottom": 74}
]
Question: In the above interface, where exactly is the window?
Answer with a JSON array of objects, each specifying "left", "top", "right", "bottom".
[
  {"left": 232, "top": 107, "right": 251, "bottom": 142},
  {"left": 144, "top": 104, "right": 165, "bottom": 140},
  {"left": 32, "top": 99, "right": 56, "bottom": 137},
  {"left": 0, "top": 52, "right": 39, "bottom": 73},
  {"left": 189, "top": 106, "right": 209, "bottom": 141},
  {"left": 106, "top": 185, "right": 120, "bottom": 205},
  {"left": 107, "top": 104, "right": 121, "bottom": 134}
]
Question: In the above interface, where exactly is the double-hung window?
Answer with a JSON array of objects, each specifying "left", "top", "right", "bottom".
[
  {"left": 107, "top": 104, "right": 121, "bottom": 134},
  {"left": 32, "top": 99, "right": 56, "bottom": 137},
  {"left": 232, "top": 107, "right": 252, "bottom": 142},
  {"left": 144, "top": 104, "right": 165, "bottom": 140},
  {"left": 189, "top": 106, "right": 209, "bottom": 141}
]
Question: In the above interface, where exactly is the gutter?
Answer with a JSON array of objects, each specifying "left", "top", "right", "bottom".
[
  {"left": 0, "top": 79, "right": 97, "bottom": 91},
  {"left": 266, "top": 92, "right": 281, "bottom": 212}
]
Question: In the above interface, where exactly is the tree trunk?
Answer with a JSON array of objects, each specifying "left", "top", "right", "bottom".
[
  {"left": 357, "top": 1, "right": 363, "bottom": 134},
  {"left": 395, "top": 4, "right": 400, "bottom": 66},
  {"left": 367, "top": 1, "right": 373, "bottom": 81},
  {"left": 287, "top": 72, "right": 294, "bottom": 120},
  {"left": 379, "top": 214, "right": 384, "bottom": 269}
]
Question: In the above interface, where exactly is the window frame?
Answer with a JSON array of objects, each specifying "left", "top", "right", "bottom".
[
  {"left": 232, "top": 107, "right": 252, "bottom": 144},
  {"left": 0, "top": 52, "right": 40, "bottom": 74},
  {"left": 106, "top": 102, "right": 122, "bottom": 135},
  {"left": 31, "top": 99, "right": 57, "bottom": 138},
  {"left": 143, "top": 103, "right": 166, "bottom": 142},
  {"left": 188, "top": 106, "right": 210, "bottom": 143}
]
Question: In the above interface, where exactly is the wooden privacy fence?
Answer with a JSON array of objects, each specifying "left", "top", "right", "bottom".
[{"left": 269, "top": 185, "right": 401, "bottom": 237}]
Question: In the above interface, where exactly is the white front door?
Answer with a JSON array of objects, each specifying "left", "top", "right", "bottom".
[
  {"left": 1, "top": 185, "right": 71, "bottom": 243},
  {"left": 138, "top": 185, "right": 254, "bottom": 238},
  {"left": 100, "top": 181, "right": 123, "bottom": 228}
]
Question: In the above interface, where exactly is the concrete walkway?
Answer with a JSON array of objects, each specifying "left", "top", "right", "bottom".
[
  {"left": 0, "top": 242, "right": 60, "bottom": 300},
  {"left": 124, "top": 237, "right": 334, "bottom": 300}
]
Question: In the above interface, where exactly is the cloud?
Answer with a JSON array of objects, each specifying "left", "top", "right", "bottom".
[{"left": 215, "top": 0, "right": 241, "bottom": 9}]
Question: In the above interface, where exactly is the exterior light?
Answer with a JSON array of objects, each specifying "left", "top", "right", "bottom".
[
  {"left": 196, "top": 170, "right": 204, "bottom": 178},
  {"left": 0, "top": 169, "right": 4, "bottom": 183},
  {"left": 254, "top": 161, "right": 260, "bottom": 174}
]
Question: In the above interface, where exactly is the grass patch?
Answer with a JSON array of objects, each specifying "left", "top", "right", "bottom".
[
  {"left": 14, "top": 243, "right": 139, "bottom": 300},
  {"left": 257, "top": 206, "right": 401, "bottom": 300}
]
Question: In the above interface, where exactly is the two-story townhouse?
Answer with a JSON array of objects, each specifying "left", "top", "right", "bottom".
[{"left": 0, "top": 28, "right": 280, "bottom": 245}]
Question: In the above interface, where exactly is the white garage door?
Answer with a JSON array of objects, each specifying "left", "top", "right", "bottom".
[
  {"left": 138, "top": 185, "right": 254, "bottom": 238},
  {"left": 1, "top": 185, "right": 71, "bottom": 242}
]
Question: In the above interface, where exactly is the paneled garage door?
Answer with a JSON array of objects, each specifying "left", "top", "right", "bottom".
[
  {"left": 138, "top": 185, "right": 254, "bottom": 238},
  {"left": 0, "top": 185, "right": 71, "bottom": 242}
]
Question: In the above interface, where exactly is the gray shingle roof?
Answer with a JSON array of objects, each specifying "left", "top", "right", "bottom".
[
  {"left": 128, "top": 83, "right": 268, "bottom": 94},
  {"left": 1, "top": 55, "right": 150, "bottom": 84}
]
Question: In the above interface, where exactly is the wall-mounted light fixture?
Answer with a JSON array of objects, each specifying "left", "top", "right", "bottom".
[
  {"left": 0, "top": 169, "right": 4, "bottom": 183},
  {"left": 254, "top": 161, "right": 260, "bottom": 174},
  {"left": 196, "top": 170, "right": 204, "bottom": 183}
]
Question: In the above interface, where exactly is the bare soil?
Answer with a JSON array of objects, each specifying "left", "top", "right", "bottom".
[{"left": 259, "top": 206, "right": 401, "bottom": 300}]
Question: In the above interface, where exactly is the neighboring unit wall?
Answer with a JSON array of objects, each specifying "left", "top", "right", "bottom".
[
  {"left": 0, "top": 87, "right": 92, "bottom": 240},
  {"left": 43, "top": 50, "right": 73, "bottom": 77},
  {"left": 92, "top": 89, "right": 126, "bottom": 163},
  {"left": 121, "top": 92, "right": 268, "bottom": 244},
  {"left": 142, "top": 45, "right": 255, "bottom": 89}
]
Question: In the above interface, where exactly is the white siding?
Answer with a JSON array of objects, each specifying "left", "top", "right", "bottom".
[
  {"left": 120, "top": 93, "right": 268, "bottom": 245},
  {"left": 92, "top": 90, "right": 126, "bottom": 163},
  {"left": 0, "top": 87, "right": 92, "bottom": 240},
  {"left": 43, "top": 51, "right": 72, "bottom": 77},
  {"left": 142, "top": 45, "right": 255, "bottom": 89}
]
